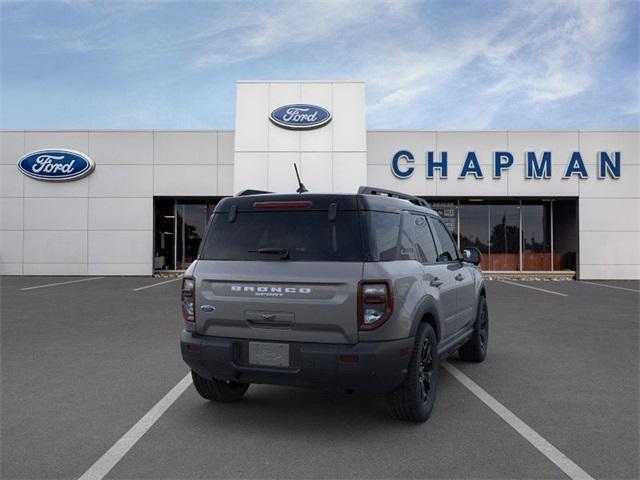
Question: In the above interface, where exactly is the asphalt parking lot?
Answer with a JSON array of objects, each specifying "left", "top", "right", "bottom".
[{"left": 1, "top": 276, "right": 638, "bottom": 480}]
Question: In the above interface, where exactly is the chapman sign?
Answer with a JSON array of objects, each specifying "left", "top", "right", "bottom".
[
  {"left": 17, "top": 149, "right": 95, "bottom": 182},
  {"left": 270, "top": 104, "right": 331, "bottom": 130},
  {"left": 391, "top": 150, "right": 622, "bottom": 179}
]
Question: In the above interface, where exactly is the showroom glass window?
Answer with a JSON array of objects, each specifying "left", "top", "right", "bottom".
[
  {"left": 154, "top": 198, "right": 220, "bottom": 270},
  {"left": 522, "top": 201, "right": 551, "bottom": 271},
  {"left": 459, "top": 201, "right": 489, "bottom": 269},
  {"left": 489, "top": 202, "right": 520, "bottom": 270},
  {"left": 552, "top": 199, "right": 578, "bottom": 271}
]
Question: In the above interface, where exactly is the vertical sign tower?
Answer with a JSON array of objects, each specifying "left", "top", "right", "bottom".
[{"left": 233, "top": 80, "right": 367, "bottom": 193}]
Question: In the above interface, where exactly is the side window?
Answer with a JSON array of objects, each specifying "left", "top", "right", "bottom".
[
  {"left": 412, "top": 215, "right": 438, "bottom": 263},
  {"left": 431, "top": 218, "right": 458, "bottom": 262},
  {"left": 397, "top": 212, "right": 417, "bottom": 261}
]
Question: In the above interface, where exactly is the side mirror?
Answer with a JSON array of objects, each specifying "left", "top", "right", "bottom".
[{"left": 462, "top": 247, "right": 482, "bottom": 266}]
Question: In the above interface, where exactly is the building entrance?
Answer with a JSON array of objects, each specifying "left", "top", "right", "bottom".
[
  {"left": 429, "top": 198, "right": 578, "bottom": 272},
  {"left": 154, "top": 198, "right": 221, "bottom": 270}
]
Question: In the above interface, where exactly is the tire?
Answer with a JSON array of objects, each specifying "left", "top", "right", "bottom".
[
  {"left": 191, "top": 370, "right": 250, "bottom": 402},
  {"left": 386, "top": 323, "right": 438, "bottom": 423},
  {"left": 459, "top": 295, "right": 489, "bottom": 363}
]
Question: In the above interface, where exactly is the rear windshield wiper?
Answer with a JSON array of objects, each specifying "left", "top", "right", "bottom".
[{"left": 249, "top": 247, "right": 290, "bottom": 260}]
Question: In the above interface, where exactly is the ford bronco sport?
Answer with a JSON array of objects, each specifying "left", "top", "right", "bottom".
[{"left": 180, "top": 186, "right": 488, "bottom": 422}]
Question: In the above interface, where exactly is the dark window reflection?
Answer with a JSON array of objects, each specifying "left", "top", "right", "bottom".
[
  {"left": 459, "top": 203, "right": 489, "bottom": 270},
  {"left": 553, "top": 199, "right": 578, "bottom": 270},
  {"left": 176, "top": 202, "right": 208, "bottom": 270},
  {"left": 489, "top": 203, "right": 520, "bottom": 270},
  {"left": 522, "top": 202, "right": 551, "bottom": 271},
  {"left": 426, "top": 197, "right": 576, "bottom": 273},
  {"left": 154, "top": 198, "right": 175, "bottom": 271},
  {"left": 154, "top": 198, "right": 220, "bottom": 270}
]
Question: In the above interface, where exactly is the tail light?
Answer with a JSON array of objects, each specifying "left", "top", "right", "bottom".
[
  {"left": 358, "top": 280, "right": 393, "bottom": 331},
  {"left": 181, "top": 277, "right": 195, "bottom": 329}
]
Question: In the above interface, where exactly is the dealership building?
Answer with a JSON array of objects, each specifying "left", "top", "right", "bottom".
[{"left": 1, "top": 80, "right": 638, "bottom": 279}]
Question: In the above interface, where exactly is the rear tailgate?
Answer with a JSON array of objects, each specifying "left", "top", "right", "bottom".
[{"left": 194, "top": 261, "right": 362, "bottom": 344}]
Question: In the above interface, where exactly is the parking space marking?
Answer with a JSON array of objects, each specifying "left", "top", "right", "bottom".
[
  {"left": 580, "top": 281, "right": 640, "bottom": 293},
  {"left": 78, "top": 372, "right": 192, "bottom": 480},
  {"left": 443, "top": 362, "right": 594, "bottom": 480},
  {"left": 20, "top": 277, "right": 104, "bottom": 291},
  {"left": 133, "top": 277, "right": 181, "bottom": 292},
  {"left": 499, "top": 280, "right": 568, "bottom": 297}
]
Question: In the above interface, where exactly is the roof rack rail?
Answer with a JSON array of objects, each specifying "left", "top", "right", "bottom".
[
  {"left": 357, "top": 186, "right": 431, "bottom": 209},
  {"left": 235, "top": 189, "right": 273, "bottom": 197}
]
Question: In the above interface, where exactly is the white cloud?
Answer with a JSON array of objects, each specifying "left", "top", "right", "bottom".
[
  {"left": 362, "top": 0, "right": 627, "bottom": 125},
  {"left": 3, "top": 0, "right": 635, "bottom": 128}
]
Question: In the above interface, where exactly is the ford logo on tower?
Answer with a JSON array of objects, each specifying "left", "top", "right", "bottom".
[
  {"left": 270, "top": 104, "right": 331, "bottom": 130},
  {"left": 17, "top": 149, "right": 95, "bottom": 182}
]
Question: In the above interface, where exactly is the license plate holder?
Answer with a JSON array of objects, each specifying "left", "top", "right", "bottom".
[{"left": 248, "top": 341, "right": 290, "bottom": 367}]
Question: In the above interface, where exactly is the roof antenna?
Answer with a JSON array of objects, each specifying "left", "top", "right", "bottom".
[{"left": 294, "top": 163, "right": 308, "bottom": 193}]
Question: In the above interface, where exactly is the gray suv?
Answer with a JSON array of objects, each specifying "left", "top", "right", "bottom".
[{"left": 180, "top": 186, "right": 488, "bottom": 422}]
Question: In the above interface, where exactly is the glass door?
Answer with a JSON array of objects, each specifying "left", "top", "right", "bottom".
[
  {"left": 176, "top": 201, "right": 209, "bottom": 270},
  {"left": 154, "top": 198, "right": 176, "bottom": 270},
  {"left": 489, "top": 203, "right": 520, "bottom": 270},
  {"left": 154, "top": 198, "right": 221, "bottom": 270},
  {"left": 522, "top": 201, "right": 552, "bottom": 271}
]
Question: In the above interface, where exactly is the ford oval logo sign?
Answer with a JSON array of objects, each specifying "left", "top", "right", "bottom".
[
  {"left": 17, "top": 149, "right": 95, "bottom": 182},
  {"left": 270, "top": 104, "right": 331, "bottom": 130}
]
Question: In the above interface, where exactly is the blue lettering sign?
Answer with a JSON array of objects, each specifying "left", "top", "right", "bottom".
[
  {"left": 526, "top": 152, "right": 552, "bottom": 178},
  {"left": 427, "top": 151, "right": 448, "bottom": 178},
  {"left": 598, "top": 152, "right": 621, "bottom": 179},
  {"left": 391, "top": 150, "right": 415, "bottom": 178},
  {"left": 564, "top": 152, "right": 588, "bottom": 178},
  {"left": 459, "top": 152, "right": 484, "bottom": 178},
  {"left": 493, "top": 152, "right": 514, "bottom": 178}
]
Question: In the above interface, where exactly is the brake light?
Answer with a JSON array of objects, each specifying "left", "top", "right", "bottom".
[
  {"left": 253, "top": 201, "right": 312, "bottom": 209},
  {"left": 181, "top": 277, "right": 195, "bottom": 329},
  {"left": 358, "top": 280, "right": 393, "bottom": 331}
]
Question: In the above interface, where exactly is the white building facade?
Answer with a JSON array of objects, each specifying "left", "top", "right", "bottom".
[{"left": 1, "top": 80, "right": 638, "bottom": 279}]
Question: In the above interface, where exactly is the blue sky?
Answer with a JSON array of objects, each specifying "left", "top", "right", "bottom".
[{"left": 1, "top": 0, "right": 638, "bottom": 129}]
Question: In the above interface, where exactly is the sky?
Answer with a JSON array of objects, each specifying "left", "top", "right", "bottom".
[{"left": 1, "top": 0, "right": 638, "bottom": 129}]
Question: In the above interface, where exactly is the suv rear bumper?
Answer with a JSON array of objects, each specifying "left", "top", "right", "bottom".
[{"left": 181, "top": 330, "right": 414, "bottom": 394}]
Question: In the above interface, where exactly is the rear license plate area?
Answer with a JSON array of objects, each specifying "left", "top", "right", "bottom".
[{"left": 248, "top": 341, "right": 290, "bottom": 367}]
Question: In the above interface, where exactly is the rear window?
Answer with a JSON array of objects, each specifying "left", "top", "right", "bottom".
[{"left": 200, "top": 211, "right": 363, "bottom": 262}]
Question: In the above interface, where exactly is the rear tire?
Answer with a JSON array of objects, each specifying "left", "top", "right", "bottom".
[
  {"left": 191, "top": 370, "right": 249, "bottom": 402},
  {"left": 459, "top": 295, "right": 489, "bottom": 362},
  {"left": 386, "top": 323, "right": 438, "bottom": 423}
]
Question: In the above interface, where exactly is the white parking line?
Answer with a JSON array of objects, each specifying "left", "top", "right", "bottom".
[
  {"left": 78, "top": 372, "right": 192, "bottom": 480},
  {"left": 132, "top": 277, "right": 181, "bottom": 292},
  {"left": 443, "top": 362, "right": 594, "bottom": 480},
  {"left": 580, "top": 281, "right": 640, "bottom": 293},
  {"left": 21, "top": 277, "right": 104, "bottom": 291},
  {"left": 499, "top": 280, "right": 568, "bottom": 297}
]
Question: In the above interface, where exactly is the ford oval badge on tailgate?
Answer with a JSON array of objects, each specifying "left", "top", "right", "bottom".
[
  {"left": 18, "top": 149, "right": 95, "bottom": 182},
  {"left": 270, "top": 104, "right": 331, "bottom": 130}
]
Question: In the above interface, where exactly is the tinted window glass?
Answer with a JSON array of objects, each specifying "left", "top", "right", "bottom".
[
  {"left": 412, "top": 215, "right": 438, "bottom": 263},
  {"left": 431, "top": 218, "right": 458, "bottom": 262},
  {"left": 398, "top": 212, "right": 417, "bottom": 261},
  {"left": 522, "top": 202, "right": 551, "bottom": 271},
  {"left": 368, "top": 212, "right": 400, "bottom": 261},
  {"left": 200, "top": 211, "right": 362, "bottom": 261}
]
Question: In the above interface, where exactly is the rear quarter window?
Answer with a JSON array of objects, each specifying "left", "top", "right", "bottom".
[{"left": 368, "top": 211, "right": 401, "bottom": 261}]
